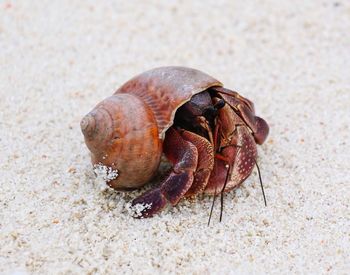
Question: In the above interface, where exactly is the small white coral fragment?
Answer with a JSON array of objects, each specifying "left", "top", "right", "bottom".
[
  {"left": 125, "top": 202, "right": 152, "bottom": 218},
  {"left": 93, "top": 163, "right": 119, "bottom": 183}
]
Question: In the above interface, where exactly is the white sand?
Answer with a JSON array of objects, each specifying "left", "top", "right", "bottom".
[{"left": 1, "top": 1, "right": 349, "bottom": 274}]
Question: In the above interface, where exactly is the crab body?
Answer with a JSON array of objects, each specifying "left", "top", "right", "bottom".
[{"left": 81, "top": 67, "right": 269, "bottom": 218}]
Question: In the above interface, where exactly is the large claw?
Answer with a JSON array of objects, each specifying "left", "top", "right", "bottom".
[{"left": 205, "top": 125, "right": 257, "bottom": 194}]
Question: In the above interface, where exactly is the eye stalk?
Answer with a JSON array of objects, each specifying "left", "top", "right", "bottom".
[{"left": 213, "top": 99, "right": 225, "bottom": 110}]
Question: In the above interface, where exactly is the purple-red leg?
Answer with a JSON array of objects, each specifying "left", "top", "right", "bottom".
[
  {"left": 131, "top": 127, "right": 198, "bottom": 218},
  {"left": 213, "top": 87, "right": 269, "bottom": 145},
  {"left": 180, "top": 130, "right": 214, "bottom": 197}
]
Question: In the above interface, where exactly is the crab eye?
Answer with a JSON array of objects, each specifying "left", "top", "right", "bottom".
[{"left": 214, "top": 99, "right": 225, "bottom": 110}]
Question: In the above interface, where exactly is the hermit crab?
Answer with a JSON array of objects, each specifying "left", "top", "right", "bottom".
[{"left": 81, "top": 67, "right": 269, "bottom": 219}]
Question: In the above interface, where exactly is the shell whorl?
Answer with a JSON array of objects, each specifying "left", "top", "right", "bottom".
[{"left": 81, "top": 93, "right": 162, "bottom": 190}]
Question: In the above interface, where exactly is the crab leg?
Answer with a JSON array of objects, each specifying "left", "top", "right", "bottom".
[
  {"left": 180, "top": 130, "right": 214, "bottom": 197},
  {"left": 131, "top": 127, "right": 216, "bottom": 217},
  {"left": 213, "top": 87, "right": 269, "bottom": 145},
  {"left": 205, "top": 148, "right": 235, "bottom": 195},
  {"left": 131, "top": 127, "right": 198, "bottom": 218}
]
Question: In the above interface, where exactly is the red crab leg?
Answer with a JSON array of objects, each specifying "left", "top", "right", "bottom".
[
  {"left": 180, "top": 130, "right": 214, "bottom": 197},
  {"left": 213, "top": 87, "right": 269, "bottom": 145},
  {"left": 205, "top": 147, "right": 236, "bottom": 195},
  {"left": 131, "top": 127, "right": 198, "bottom": 218},
  {"left": 212, "top": 121, "right": 221, "bottom": 152},
  {"left": 212, "top": 87, "right": 255, "bottom": 115}
]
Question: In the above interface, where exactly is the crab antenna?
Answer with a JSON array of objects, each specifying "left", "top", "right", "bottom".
[
  {"left": 219, "top": 164, "right": 231, "bottom": 222},
  {"left": 254, "top": 159, "right": 267, "bottom": 207},
  {"left": 208, "top": 187, "right": 217, "bottom": 226}
]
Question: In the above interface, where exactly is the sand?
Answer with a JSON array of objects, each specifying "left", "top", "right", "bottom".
[{"left": 1, "top": 1, "right": 349, "bottom": 274}]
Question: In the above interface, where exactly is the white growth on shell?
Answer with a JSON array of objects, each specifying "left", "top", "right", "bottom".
[{"left": 93, "top": 163, "right": 119, "bottom": 183}]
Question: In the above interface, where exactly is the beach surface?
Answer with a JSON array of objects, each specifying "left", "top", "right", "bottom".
[{"left": 1, "top": 1, "right": 349, "bottom": 274}]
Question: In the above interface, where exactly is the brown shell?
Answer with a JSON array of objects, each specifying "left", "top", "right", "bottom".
[
  {"left": 81, "top": 94, "right": 162, "bottom": 190},
  {"left": 116, "top": 66, "right": 223, "bottom": 139}
]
